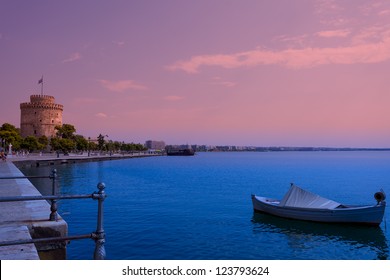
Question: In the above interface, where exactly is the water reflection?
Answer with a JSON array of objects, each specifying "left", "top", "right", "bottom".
[
  {"left": 19, "top": 163, "right": 98, "bottom": 195},
  {"left": 252, "top": 213, "right": 389, "bottom": 260},
  {"left": 18, "top": 165, "right": 55, "bottom": 195}
]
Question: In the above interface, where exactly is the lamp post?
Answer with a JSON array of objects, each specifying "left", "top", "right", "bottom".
[
  {"left": 88, "top": 137, "right": 91, "bottom": 157},
  {"left": 105, "top": 135, "right": 111, "bottom": 156}
]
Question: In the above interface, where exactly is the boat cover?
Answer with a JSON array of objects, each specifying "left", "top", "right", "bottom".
[{"left": 279, "top": 185, "right": 341, "bottom": 209}]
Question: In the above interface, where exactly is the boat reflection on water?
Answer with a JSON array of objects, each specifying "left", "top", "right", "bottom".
[{"left": 251, "top": 212, "right": 389, "bottom": 260}]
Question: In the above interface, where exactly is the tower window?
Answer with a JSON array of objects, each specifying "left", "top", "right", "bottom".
[{"left": 34, "top": 130, "right": 37, "bottom": 135}]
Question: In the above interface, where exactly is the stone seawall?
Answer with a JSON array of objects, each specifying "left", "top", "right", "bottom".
[
  {"left": 0, "top": 161, "right": 67, "bottom": 260},
  {"left": 11, "top": 152, "right": 161, "bottom": 168}
]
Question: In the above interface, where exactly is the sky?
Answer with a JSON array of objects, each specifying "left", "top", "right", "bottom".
[{"left": 1, "top": 0, "right": 390, "bottom": 148}]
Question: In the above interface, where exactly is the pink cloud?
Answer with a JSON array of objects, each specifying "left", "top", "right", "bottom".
[
  {"left": 168, "top": 30, "right": 390, "bottom": 72},
  {"left": 163, "top": 95, "right": 184, "bottom": 101},
  {"left": 213, "top": 81, "right": 236, "bottom": 87},
  {"left": 359, "top": 1, "right": 390, "bottom": 16},
  {"left": 351, "top": 26, "right": 389, "bottom": 45},
  {"left": 274, "top": 34, "right": 309, "bottom": 48},
  {"left": 316, "top": 29, "right": 351, "bottom": 38},
  {"left": 315, "top": 0, "right": 343, "bottom": 14},
  {"left": 112, "top": 41, "right": 125, "bottom": 47},
  {"left": 95, "top": 112, "right": 108, "bottom": 118},
  {"left": 62, "top": 52, "right": 82, "bottom": 63},
  {"left": 211, "top": 77, "right": 236, "bottom": 87},
  {"left": 99, "top": 79, "right": 148, "bottom": 92},
  {"left": 378, "top": 9, "right": 390, "bottom": 16}
]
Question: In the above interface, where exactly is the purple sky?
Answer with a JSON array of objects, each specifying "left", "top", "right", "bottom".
[{"left": 1, "top": 0, "right": 390, "bottom": 147}]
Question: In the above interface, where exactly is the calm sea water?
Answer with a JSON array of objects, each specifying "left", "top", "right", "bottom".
[{"left": 19, "top": 151, "right": 389, "bottom": 260}]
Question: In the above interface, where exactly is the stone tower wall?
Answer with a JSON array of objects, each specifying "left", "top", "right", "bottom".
[{"left": 20, "top": 95, "right": 63, "bottom": 138}]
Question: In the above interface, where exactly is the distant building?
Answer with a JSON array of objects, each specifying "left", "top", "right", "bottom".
[
  {"left": 20, "top": 95, "right": 63, "bottom": 138},
  {"left": 145, "top": 140, "right": 166, "bottom": 150}
]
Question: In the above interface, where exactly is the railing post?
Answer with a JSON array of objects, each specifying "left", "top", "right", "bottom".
[
  {"left": 92, "top": 182, "right": 107, "bottom": 260},
  {"left": 49, "top": 169, "right": 58, "bottom": 221}
]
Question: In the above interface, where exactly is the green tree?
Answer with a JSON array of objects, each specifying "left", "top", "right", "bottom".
[
  {"left": 49, "top": 137, "right": 61, "bottom": 151},
  {"left": 105, "top": 140, "right": 114, "bottom": 154},
  {"left": 97, "top": 134, "right": 106, "bottom": 151},
  {"left": 60, "top": 138, "right": 76, "bottom": 153},
  {"left": 55, "top": 124, "right": 76, "bottom": 139},
  {"left": 128, "top": 142, "right": 146, "bottom": 151},
  {"left": 113, "top": 141, "right": 122, "bottom": 152},
  {"left": 74, "top": 135, "right": 88, "bottom": 151},
  {"left": 51, "top": 124, "right": 78, "bottom": 154},
  {"left": 37, "top": 135, "right": 49, "bottom": 150},
  {"left": 120, "top": 142, "right": 146, "bottom": 152},
  {"left": 21, "top": 136, "right": 40, "bottom": 152},
  {"left": 88, "top": 141, "right": 98, "bottom": 151},
  {"left": 50, "top": 137, "right": 76, "bottom": 154},
  {"left": 0, "top": 123, "right": 22, "bottom": 150}
]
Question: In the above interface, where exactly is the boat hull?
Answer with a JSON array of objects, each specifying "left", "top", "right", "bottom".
[
  {"left": 166, "top": 149, "right": 195, "bottom": 156},
  {"left": 252, "top": 195, "right": 386, "bottom": 226}
]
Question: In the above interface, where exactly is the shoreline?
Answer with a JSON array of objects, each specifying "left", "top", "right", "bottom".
[{"left": 9, "top": 152, "right": 162, "bottom": 168}]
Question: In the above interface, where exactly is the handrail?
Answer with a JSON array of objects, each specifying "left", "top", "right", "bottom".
[
  {"left": 0, "top": 234, "right": 92, "bottom": 246},
  {"left": 0, "top": 171, "right": 107, "bottom": 260},
  {"left": 0, "top": 175, "right": 54, "bottom": 179},
  {"left": 0, "top": 194, "right": 93, "bottom": 202},
  {"left": 0, "top": 170, "right": 58, "bottom": 221}
]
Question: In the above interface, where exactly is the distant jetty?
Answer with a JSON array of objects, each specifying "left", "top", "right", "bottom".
[
  {"left": 166, "top": 148, "right": 195, "bottom": 156},
  {"left": 196, "top": 146, "right": 390, "bottom": 152}
]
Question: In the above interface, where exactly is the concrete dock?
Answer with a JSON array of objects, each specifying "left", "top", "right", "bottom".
[{"left": 0, "top": 161, "right": 68, "bottom": 260}]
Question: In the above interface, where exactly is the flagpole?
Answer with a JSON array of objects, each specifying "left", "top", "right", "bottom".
[{"left": 38, "top": 75, "right": 44, "bottom": 95}]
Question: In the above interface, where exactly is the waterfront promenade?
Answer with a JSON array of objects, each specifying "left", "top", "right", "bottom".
[
  {"left": 0, "top": 152, "right": 160, "bottom": 260},
  {"left": 9, "top": 151, "right": 161, "bottom": 168}
]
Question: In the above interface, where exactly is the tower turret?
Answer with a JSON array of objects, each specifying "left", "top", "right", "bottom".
[{"left": 20, "top": 94, "right": 63, "bottom": 138}]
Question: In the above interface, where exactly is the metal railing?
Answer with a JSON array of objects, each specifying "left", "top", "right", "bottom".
[{"left": 0, "top": 170, "right": 107, "bottom": 260}]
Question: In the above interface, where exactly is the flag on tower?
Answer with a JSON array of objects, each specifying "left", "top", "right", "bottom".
[{"left": 38, "top": 76, "right": 43, "bottom": 84}]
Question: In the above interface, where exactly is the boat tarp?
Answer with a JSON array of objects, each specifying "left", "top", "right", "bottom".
[{"left": 279, "top": 185, "right": 341, "bottom": 209}]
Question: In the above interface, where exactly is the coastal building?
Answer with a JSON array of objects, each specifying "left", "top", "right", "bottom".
[
  {"left": 145, "top": 140, "right": 166, "bottom": 150},
  {"left": 20, "top": 95, "right": 63, "bottom": 138}
]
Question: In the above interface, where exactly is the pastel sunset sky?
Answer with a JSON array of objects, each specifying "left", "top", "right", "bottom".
[{"left": 1, "top": 0, "right": 390, "bottom": 147}]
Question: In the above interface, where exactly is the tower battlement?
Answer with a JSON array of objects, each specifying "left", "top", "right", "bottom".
[
  {"left": 20, "top": 94, "right": 63, "bottom": 138},
  {"left": 20, "top": 102, "right": 64, "bottom": 111},
  {"left": 29, "top": 95, "right": 56, "bottom": 104}
]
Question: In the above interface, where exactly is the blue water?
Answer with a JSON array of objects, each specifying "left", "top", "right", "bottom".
[{"left": 19, "top": 152, "right": 390, "bottom": 260}]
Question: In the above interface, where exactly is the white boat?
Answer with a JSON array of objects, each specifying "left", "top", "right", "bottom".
[{"left": 251, "top": 184, "right": 386, "bottom": 226}]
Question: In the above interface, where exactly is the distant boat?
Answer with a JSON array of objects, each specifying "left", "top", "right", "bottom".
[
  {"left": 166, "top": 148, "right": 195, "bottom": 156},
  {"left": 251, "top": 184, "right": 386, "bottom": 226}
]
